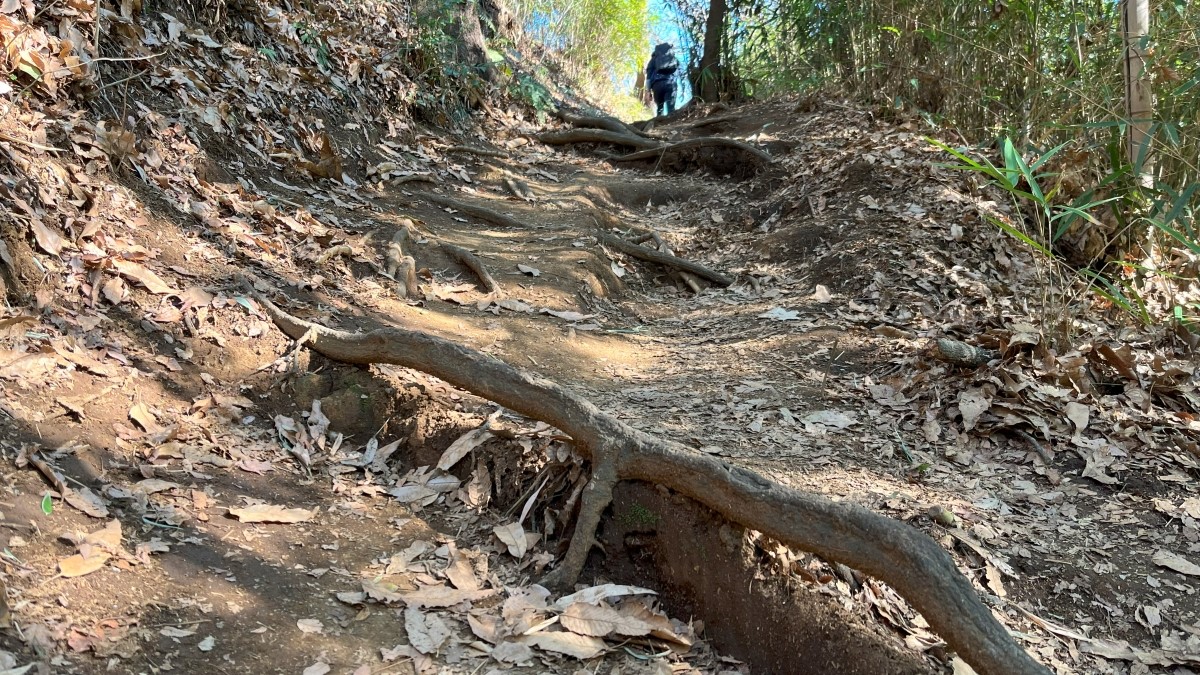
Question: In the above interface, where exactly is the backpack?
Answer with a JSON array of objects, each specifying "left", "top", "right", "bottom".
[{"left": 656, "top": 50, "right": 678, "bottom": 76}]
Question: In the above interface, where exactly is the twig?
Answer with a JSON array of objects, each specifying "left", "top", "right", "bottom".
[
  {"left": 1014, "top": 429, "right": 1054, "bottom": 465},
  {"left": 0, "top": 133, "right": 65, "bottom": 154}
]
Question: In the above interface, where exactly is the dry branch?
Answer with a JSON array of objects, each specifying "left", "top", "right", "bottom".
[
  {"left": 418, "top": 193, "right": 525, "bottom": 229},
  {"left": 537, "top": 129, "right": 663, "bottom": 151},
  {"left": 597, "top": 232, "right": 733, "bottom": 287},
  {"left": 240, "top": 276, "right": 1049, "bottom": 675},
  {"left": 610, "top": 136, "right": 774, "bottom": 165},
  {"left": 440, "top": 242, "right": 501, "bottom": 295}
]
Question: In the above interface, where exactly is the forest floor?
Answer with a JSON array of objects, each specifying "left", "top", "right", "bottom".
[{"left": 2, "top": 5, "right": 1200, "bottom": 675}]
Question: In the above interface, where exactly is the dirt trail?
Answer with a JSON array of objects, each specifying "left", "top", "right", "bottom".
[{"left": 2, "top": 7, "right": 1199, "bottom": 672}]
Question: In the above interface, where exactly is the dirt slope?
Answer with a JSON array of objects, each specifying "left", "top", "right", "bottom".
[{"left": 2, "top": 3, "right": 1200, "bottom": 675}]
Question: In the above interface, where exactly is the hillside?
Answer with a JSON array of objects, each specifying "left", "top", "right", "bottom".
[{"left": 1, "top": 2, "right": 1199, "bottom": 675}]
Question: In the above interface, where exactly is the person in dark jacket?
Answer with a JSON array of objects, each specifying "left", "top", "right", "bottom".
[{"left": 645, "top": 43, "right": 679, "bottom": 117}]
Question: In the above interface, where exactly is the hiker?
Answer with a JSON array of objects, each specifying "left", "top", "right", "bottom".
[{"left": 645, "top": 43, "right": 679, "bottom": 117}]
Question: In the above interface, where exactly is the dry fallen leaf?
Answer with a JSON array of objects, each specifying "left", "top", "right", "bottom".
[
  {"left": 1152, "top": 549, "right": 1200, "bottom": 576},
  {"left": 362, "top": 578, "right": 406, "bottom": 604},
  {"left": 404, "top": 606, "right": 451, "bottom": 655},
  {"left": 958, "top": 388, "right": 991, "bottom": 432},
  {"left": 111, "top": 259, "right": 176, "bottom": 294},
  {"left": 399, "top": 585, "right": 497, "bottom": 608},
  {"left": 1064, "top": 401, "right": 1090, "bottom": 436},
  {"left": 491, "top": 640, "right": 535, "bottom": 664},
  {"left": 296, "top": 619, "right": 324, "bottom": 634},
  {"left": 129, "top": 402, "right": 162, "bottom": 433},
  {"left": 559, "top": 602, "right": 652, "bottom": 638},
  {"left": 29, "top": 218, "right": 66, "bottom": 256},
  {"left": 59, "top": 552, "right": 110, "bottom": 578},
  {"left": 443, "top": 546, "right": 479, "bottom": 591},
  {"left": 494, "top": 522, "right": 528, "bottom": 558},
  {"left": 301, "top": 662, "right": 331, "bottom": 675},
  {"left": 228, "top": 504, "right": 315, "bottom": 524},
  {"left": 552, "top": 584, "right": 657, "bottom": 610},
  {"left": 518, "top": 631, "right": 606, "bottom": 659}
]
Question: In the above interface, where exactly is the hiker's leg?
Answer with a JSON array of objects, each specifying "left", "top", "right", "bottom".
[
  {"left": 651, "top": 84, "right": 667, "bottom": 117},
  {"left": 664, "top": 85, "right": 677, "bottom": 115}
]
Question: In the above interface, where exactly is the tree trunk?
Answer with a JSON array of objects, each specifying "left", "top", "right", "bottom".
[
  {"left": 450, "top": 0, "right": 495, "bottom": 82},
  {"left": 479, "top": 0, "right": 516, "bottom": 40},
  {"left": 696, "top": 0, "right": 727, "bottom": 101},
  {"left": 1121, "top": 0, "right": 1152, "bottom": 183}
]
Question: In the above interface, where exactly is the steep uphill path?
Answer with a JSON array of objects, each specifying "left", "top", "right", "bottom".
[{"left": 2, "top": 6, "right": 1199, "bottom": 673}]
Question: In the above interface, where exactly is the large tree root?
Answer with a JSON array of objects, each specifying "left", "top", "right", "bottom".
[
  {"left": 440, "top": 242, "right": 501, "bottom": 295},
  {"left": 536, "top": 129, "right": 663, "bottom": 151},
  {"left": 597, "top": 232, "right": 733, "bottom": 287},
  {"left": 240, "top": 276, "right": 1049, "bottom": 675},
  {"left": 418, "top": 192, "right": 525, "bottom": 229},
  {"left": 610, "top": 136, "right": 775, "bottom": 165},
  {"left": 552, "top": 109, "right": 655, "bottom": 139}
]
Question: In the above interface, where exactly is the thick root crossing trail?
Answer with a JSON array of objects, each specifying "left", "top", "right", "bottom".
[{"left": 3, "top": 63, "right": 1197, "bottom": 673}]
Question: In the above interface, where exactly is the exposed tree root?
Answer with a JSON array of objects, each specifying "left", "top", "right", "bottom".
[
  {"left": 239, "top": 275, "right": 1049, "bottom": 675},
  {"left": 552, "top": 109, "right": 655, "bottom": 139},
  {"left": 610, "top": 136, "right": 774, "bottom": 166},
  {"left": 384, "top": 227, "right": 420, "bottom": 299},
  {"left": 418, "top": 192, "right": 525, "bottom": 229},
  {"left": 391, "top": 174, "right": 437, "bottom": 186},
  {"left": 597, "top": 231, "right": 734, "bottom": 287},
  {"left": 628, "top": 230, "right": 703, "bottom": 293},
  {"left": 446, "top": 145, "right": 507, "bottom": 159},
  {"left": 537, "top": 129, "right": 662, "bottom": 151},
  {"left": 316, "top": 244, "right": 353, "bottom": 265},
  {"left": 688, "top": 113, "right": 743, "bottom": 129},
  {"left": 440, "top": 242, "right": 501, "bottom": 295}
]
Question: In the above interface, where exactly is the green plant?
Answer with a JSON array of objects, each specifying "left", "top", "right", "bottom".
[
  {"left": 509, "top": 72, "right": 553, "bottom": 116},
  {"left": 295, "top": 21, "right": 333, "bottom": 71},
  {"left": 620, "top": 503, "right": 659, "bottom": 527},
  {"left": 929, "top": 135, "right": 1200, "bottom": 330}
]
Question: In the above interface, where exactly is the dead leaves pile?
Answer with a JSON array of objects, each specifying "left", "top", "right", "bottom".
[{"left": 341, "top": 542, "right": 696, "bottom": 673}]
